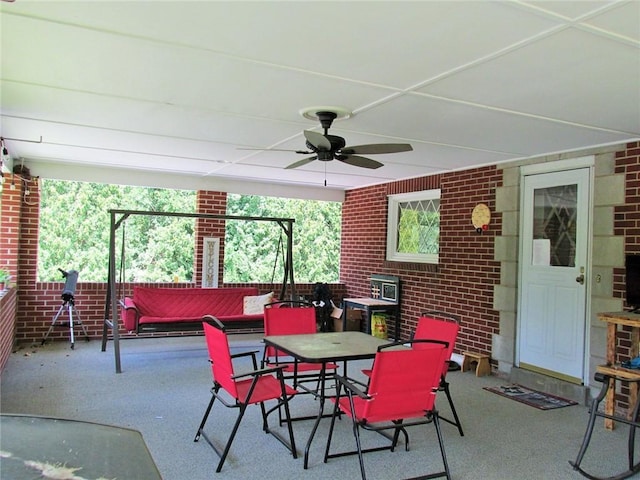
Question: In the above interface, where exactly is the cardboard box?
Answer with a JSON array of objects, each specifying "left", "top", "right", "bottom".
[{"left": 332, "top": 309, "right": 363, "bottom": 332}]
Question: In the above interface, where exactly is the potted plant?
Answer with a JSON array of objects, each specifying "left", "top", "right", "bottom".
[{"left": 0, "top": 269, "right": 10, "bottom": 290}]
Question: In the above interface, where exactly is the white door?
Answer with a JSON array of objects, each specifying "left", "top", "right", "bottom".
[{"left": 517, "top": 167, "right": 590, "bottom": 384}]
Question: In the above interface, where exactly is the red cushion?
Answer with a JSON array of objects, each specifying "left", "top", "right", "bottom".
[
  {"left": 138, "top": 313, "right": 263, "bottom": 325},
  {"left": 132, "top": 286, "right": 258, "bottom": 318}
]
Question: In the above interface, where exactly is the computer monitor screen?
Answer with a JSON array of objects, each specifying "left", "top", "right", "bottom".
[{"left": 626, "top": 255, "right": 640, "bottom": 311}]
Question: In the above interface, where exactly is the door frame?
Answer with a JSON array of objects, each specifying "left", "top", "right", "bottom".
[{"left": 516, "top": 156, "right": 595, "bottom": 385}]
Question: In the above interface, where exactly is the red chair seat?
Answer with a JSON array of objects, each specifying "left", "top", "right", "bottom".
[{"left": 235, "top": 376, "right": 298, "bottom": 404}]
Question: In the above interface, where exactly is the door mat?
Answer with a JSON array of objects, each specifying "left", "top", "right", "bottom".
[{"left": 483, "top": 384, "right": 578, "bottom": 410}]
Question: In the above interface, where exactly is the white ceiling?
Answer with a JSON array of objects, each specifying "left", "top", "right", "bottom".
[{"left": 1, "top": 1, "right": 639, "bottom": 201}]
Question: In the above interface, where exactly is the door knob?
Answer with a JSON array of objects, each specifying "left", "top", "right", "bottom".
[{"left": 576, "top": 274, "right": 585, "bottom": 285}]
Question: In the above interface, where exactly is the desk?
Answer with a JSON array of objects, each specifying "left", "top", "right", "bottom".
[
  {"left": 598, "top": 311, "right": 640, "bottom": 429},
  {"left": 0, "top": 414, "right": 162, "bottom": 480},
  {"left": 263, "top": 331, "right": 394, "bottom": 469},
  {"left": 342, "top": 297, "right": 400, "bottom": 339}
]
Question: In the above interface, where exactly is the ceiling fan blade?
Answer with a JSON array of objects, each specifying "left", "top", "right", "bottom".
[
  {"left": 341, "top": 143, "right": 413, "bottom": 155},
  {"left": 285, "top": 156, "right": 317, "bottom": 169},
  {"left": 238, "top": 147, "right": 312, "bottom": 154},
  {"left": 337, "top": 155, "right": 384, "bottom": 169},
  {"left": 304, "top": 130, "right": 332, "bottom": 150}
]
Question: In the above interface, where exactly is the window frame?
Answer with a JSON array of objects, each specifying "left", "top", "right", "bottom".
[{"left": 386, "top": 189, "right": 441, "bottom": 264}]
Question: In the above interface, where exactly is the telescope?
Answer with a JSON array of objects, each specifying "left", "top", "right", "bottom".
[
  {"left": 58, "top": 268, "right": 79, "bottom": 302},
  {"left": 42, "top": 268, "right": 88, "bottom": 349}
]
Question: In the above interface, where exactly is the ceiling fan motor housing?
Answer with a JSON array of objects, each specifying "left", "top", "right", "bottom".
[
  {"left": 316, "top": 111, "right": 338, "bottom": 131},
  {"left": 306, "top": 134, "right": 345, "bottom": 154}
]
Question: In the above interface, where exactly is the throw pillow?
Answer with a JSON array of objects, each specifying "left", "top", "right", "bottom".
[{"left": 243, "top": 292, "right": 274, "bottom": 315}]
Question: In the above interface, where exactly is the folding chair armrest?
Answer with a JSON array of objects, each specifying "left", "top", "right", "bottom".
[
  {"left": 232, "top": 364, "right": 287, "bottom": 381},
  {"left": 376, "top": 340, "right": 406, "bottom": 352},
  {"left": 335, "top": 374, "right": 370, "bottom": 399},
  {"left": 230, "top": 350, "right": 260, "bottom": 369},
  {"left": 230, "top": 350, "right": 260, "bottom": 360}
]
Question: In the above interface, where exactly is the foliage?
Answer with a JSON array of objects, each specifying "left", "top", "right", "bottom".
[
  {"left": 38, "top": 181, "right": 341, "bottom": 284},
  {"left": 397, "top": 209, "right": 439, "bottom": 254},
  {"left": 38, "top": 181, "right": 196, "bottom": 282},
  {"left": 0, "top": 268, "right": 10, "bottom": 282},
  {"left": 225, "top": 194, "right": 341, "bottom": 283}
]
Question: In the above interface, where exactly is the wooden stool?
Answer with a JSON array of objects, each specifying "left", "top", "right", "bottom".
[{"left": 462, "top": 351, "right": 491, "bottom": 377}]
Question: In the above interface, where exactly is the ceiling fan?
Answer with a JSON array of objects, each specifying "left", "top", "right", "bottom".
[{"left": 285, "top": 111, "right": 413, "bottom": 170}]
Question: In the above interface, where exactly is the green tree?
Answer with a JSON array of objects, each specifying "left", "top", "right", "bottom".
[
  {"left": 225, "top": 194, "right": 341, "bottom": 283},
  {"left": 38, "top": 180, "right": 195, "bottom": 282},
  {"left": 38, "top": 182, "right": 341, "bottom": 284}
]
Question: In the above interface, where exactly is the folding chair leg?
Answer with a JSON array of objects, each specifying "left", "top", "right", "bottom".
[
  {"left": 432, "top": 412, "right": 452, "bottom": 480},
  {"left": 259, "top": 401, "right": 270, "bottom": 432},
  {"left": 193, "top": 390, "right": 217, "bottom": 442},
  {"left": 441, "top": 380, "right": 464, "bottom": 436},
  {"left": 325, "top": 392, "right": 368, "bottom": 480},
  {"left": 353, "top": 422, "right": 367, "bottom": 480},
  {"left": 390, "top": 423, "right": 410, "bottom": 452},
  {"left": 214, "top": 405, "right": 248, "bottom": 472},
  {"left": 262, "top": 393, "right": 298, "bottom": 459},
  {"left": 281, "top": 391, "right": 298, "bottom": 458},
  {"left": 193, "top": 387, "right": 249, "bottom": 473}
]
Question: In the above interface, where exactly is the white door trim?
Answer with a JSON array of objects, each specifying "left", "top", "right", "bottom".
[
  {"left": 520, "top": 156, "right": 595, "bottom": 176},
  {"left": 516, "top": 156, "right": 595, "bottom": 385}
]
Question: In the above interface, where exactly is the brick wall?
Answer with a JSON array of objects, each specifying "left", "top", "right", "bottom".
[
  {"left": 194, "top": 191, "right": 227, "bottom": 286},
  {"left": 0, "top": 175, "right": 25, "bottom": 368},
  {"left": 611, "top": 142, "right": 640, "bottom": 378},
  {"left": 0, "top": 288, "right": 17, "bottom": 370},
  {"left": 340, "top": 167, "right": 502, "bottom": 355},
  {"left": 0, "top": 177, "right": 21, "bottom": 277},
  {"left": 13, "top": 178, "right": 44, "bottom": 344},
  {"left": 614, "top": 141, "right": 640, "bottom": 299}
]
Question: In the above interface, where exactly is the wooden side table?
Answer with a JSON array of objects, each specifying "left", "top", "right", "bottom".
[{"left": 598, "top": 311, "right": 640, "bottom": 429}]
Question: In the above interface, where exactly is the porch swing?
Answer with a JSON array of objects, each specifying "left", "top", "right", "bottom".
[{"left": 100, "top": 209, "right": 297, "bottom": 373}]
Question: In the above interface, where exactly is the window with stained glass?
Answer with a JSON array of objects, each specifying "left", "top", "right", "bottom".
[{"left": 387, "top": 190, "right": 440, "bottom": 263}]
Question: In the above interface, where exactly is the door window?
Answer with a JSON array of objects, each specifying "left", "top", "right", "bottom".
[{"left": 532, "top": 184, "right": 577, "bottom": 267}]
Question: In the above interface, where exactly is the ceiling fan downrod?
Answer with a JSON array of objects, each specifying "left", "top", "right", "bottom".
[{"left": 315, "top": 111, "right": 337, "bottom": 134}]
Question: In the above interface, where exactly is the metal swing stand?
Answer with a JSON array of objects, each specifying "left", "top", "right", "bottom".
[{"left": 42, "top": 269, "right": 90, "bottom": 349}]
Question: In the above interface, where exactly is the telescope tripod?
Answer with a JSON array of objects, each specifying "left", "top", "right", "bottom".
[{"left": 42, "top": 295, "right": 90, "bottom": 349}]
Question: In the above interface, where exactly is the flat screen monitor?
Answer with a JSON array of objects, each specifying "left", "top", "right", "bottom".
[{"left": 626, "top": 254, "right": 640, "bottom": 312}]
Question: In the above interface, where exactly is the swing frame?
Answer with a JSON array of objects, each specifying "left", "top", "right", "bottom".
[{"left": 100, "top": 209, "right": 296, "bottom": 373}]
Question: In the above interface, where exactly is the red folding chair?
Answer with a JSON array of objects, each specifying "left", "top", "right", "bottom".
[
  {"left": 262, "top": 301, "right": 338, "bottom": 395},
  {"left": 413, "top": 311, "right": 464, "bottom": 436},
  {"left": 361, "top": 311, "right": 464, "bottom": 436},
  {"left": 194, "top": 317, "right": 297, "bottom": 472},
  {"left": 324, "top": 339, "right": 452, "bottom": 480}
]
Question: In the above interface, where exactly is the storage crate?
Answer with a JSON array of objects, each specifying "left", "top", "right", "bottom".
[{"left": 332, "top": 309, "right": 363, "bottom": 332}]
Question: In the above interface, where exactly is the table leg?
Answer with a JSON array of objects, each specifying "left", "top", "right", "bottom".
[
  {"left": 605, "top": 322, "right": 617, "bottom": 430},
  {"left": 364, "top": 307, "right": 371, "bottom": 335},
  {"left": 629, "top": 328, "right": 640, "bottom": 423},
  {"left": 304, "top": 363, "right": 327, "bottom": 469},
  {"left": 341, "top": 306, "right": 347, "bottom": 332}
]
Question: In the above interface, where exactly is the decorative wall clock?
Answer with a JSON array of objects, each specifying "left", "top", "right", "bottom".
[{"left": 472, "top": 203, "right": 491, "bottom": 233}]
